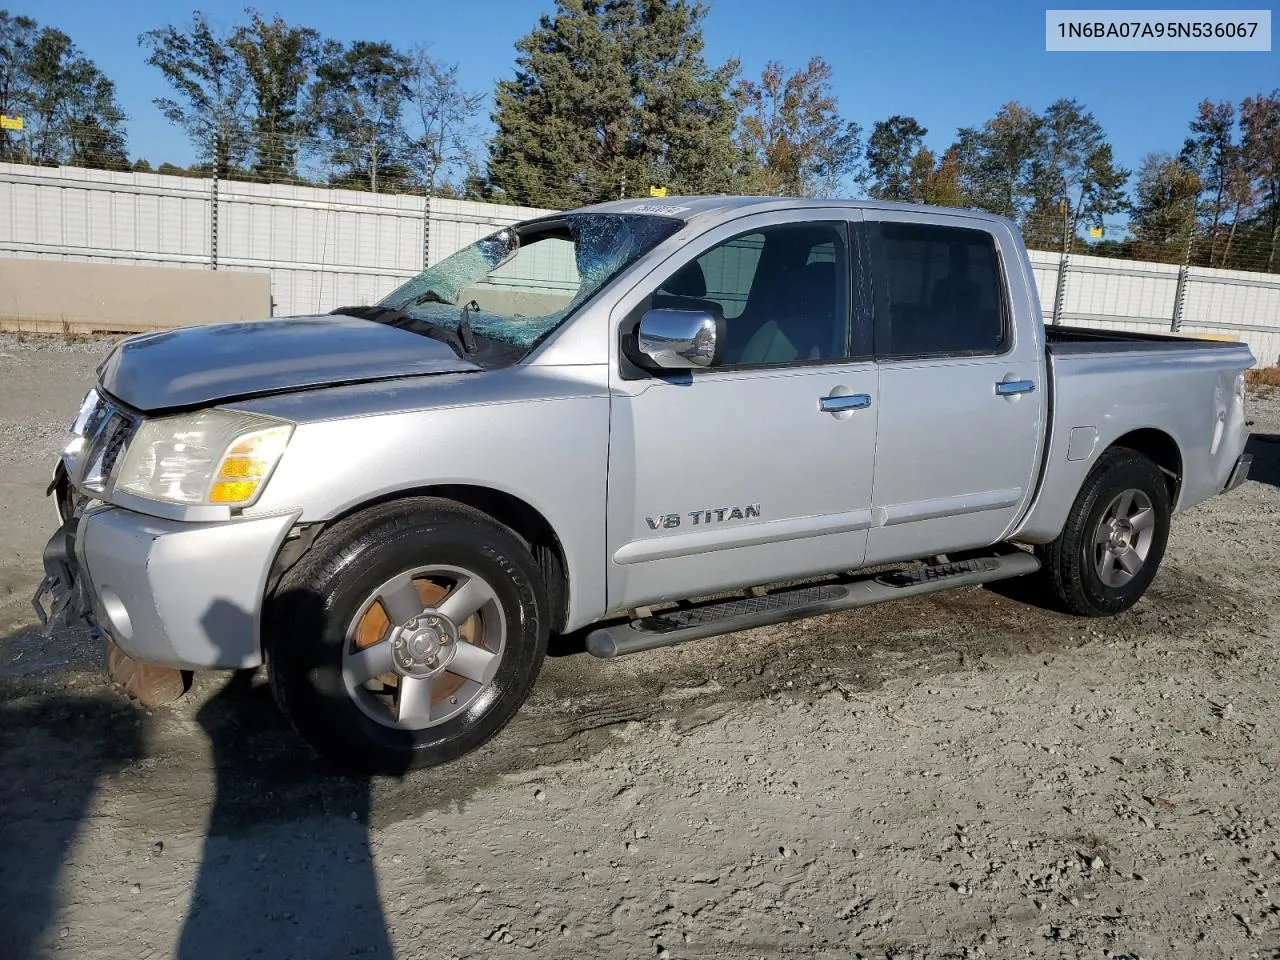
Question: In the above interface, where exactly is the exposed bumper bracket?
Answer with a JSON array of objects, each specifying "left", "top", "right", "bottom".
[{"left": 31, "top": 517, "right": 96, "bottom": 637}]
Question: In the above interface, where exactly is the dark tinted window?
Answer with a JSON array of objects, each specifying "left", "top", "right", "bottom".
[
  {"left": 654, "top": 223, "right": 850, "bottom": 367},
  {"left": 876, "top": 223, "right": 1006, "bottom": 357}
]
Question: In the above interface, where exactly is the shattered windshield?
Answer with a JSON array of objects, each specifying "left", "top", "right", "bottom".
[{"left": 378, "top": 213, "right": 683, "bottom": 350}]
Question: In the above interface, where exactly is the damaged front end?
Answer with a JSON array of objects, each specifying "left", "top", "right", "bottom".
[
  {"left": 32, "top": 386, "right": 133, "bottom": 636},
  {"left": 33, "top": 463, "right": 189, "bottom": 706},
  {"left": 31, "top": 466, "right": 96, "bottom": 636}
]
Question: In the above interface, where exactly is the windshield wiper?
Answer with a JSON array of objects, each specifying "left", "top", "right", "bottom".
[{"left": 329, "top": 304, "right": 472, "bottom": 360}]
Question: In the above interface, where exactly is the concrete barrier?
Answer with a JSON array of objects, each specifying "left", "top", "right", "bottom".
[{"left": 0, "top": 259, "right": 273, "bottom": 334}]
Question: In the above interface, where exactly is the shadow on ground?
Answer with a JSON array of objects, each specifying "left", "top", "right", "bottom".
[
  {"left": 0, "top": 556, "right": 1240, "bottom": 958},
  {"left": 0, "top": 688, "right": 144, "bottom": 960},
  {"left": 176, "top": 669, "right": 394, "bottom": 960},
  {"left": 1246, "top": 433, "right": 1280, "bottom": 488},
  {"left": 0, "top": 627, "right": 397, "bottom": 960}
]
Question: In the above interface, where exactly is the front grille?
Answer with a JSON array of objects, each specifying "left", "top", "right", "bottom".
[{"left": 98, "top": 413, "right": 133, "bottom": 478}]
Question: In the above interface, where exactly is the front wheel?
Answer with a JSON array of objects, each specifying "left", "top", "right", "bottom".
[
  {"left": 1036, "top": 448, "right": 1172, "bottom": 617},
  {"left": 265, "top": 498, "right": 549, "bottom": 774}
]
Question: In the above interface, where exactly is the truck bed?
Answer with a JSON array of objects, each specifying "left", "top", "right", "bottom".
[
  {"left": 1045, "top": 324, "right": 1244, "bottom": 356},
  {"left": 1019, "top": 324, "right": 1254, "bottom": 545}
]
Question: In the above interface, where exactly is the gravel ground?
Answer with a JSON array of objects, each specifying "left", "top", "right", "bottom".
[{"left": 1, "top": 333, "right": 1279, "bottom": 960}]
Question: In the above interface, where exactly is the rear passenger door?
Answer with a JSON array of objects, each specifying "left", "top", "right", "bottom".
[{"left": 862, "top": 214, "right": 1046, "bottom": 565}]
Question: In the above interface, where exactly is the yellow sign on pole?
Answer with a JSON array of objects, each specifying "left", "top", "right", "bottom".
[
  {"left": 1088, "top": 226, "right": 1103, "bottom": 238},
  {"left": 0, "top": 114, "right": 23, "bottom": 131},
  {"left": 648, "top": 185, "right": 668, "bottom": 198}
]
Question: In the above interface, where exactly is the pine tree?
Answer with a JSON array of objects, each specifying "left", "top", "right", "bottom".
[
  {"left": 310, "top": 40, "right": 412, "bottom": 193},
  {"left": 487, "top": 0, "right": 740, "bottom": 208},
  {"left": 627, "top": 0, "right": 742, "bottom": 197},
  {"left": 1240, "top": 91, "right": 1280, "bottom": 270},
  {"left": 952, "top": 102, "right": 1043, "bottom": 220},
  {"left": 1179, "top": 99, "right": 1240, "bottom": 265},
  {"left": 867, "top": 115, "right": 927, "bottom": 202}
]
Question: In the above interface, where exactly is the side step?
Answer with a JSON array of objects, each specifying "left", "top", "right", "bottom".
[{"left": 585, "top": 550, "right": 1041, "bottom": 659}]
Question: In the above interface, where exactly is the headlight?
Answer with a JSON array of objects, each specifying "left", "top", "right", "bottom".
[
  {"left": 70, "top": 388, "right": 103, "bottom": 436},
  {"left": 115, "top": 409, "right": 293, "bottom": 507},
  {"left": 63, "top": 388, "right": 103, "bottom": 463}
]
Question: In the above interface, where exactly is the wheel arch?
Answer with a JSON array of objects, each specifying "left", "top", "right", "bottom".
[
  {"left": 1106, "top": 427, "right": 1183, "bottom": 506},
  {"left": 273, "top": 485, "right": 571, "bottom": 634}
]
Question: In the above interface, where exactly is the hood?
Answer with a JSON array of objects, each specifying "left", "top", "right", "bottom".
[{"left": 98, "top": 316, "right": 482, "bottom": 412}]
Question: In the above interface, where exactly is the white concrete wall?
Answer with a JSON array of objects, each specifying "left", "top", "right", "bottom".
[
  {"left": 4, "top": 162, "right": 1279, "bottom": 364},
  {"left": 1027, "top": 248, "right": 1280, "bottom": 363},
  {"left": 0, "top": 162, "right": 551, "bottom": 319}
]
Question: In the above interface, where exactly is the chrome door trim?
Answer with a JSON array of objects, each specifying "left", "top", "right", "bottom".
[
  {"left": 995, "top": 379, "right": 1036, "bottom": 396},
  {"left": 819, "top": 393, "right": 872, "bottom": 413}
]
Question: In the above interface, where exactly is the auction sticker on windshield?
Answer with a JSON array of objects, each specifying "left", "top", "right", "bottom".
[{"left": 622, "top": 202, "right": 693, "bottom": 215}]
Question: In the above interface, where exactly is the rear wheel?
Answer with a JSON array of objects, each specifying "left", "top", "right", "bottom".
[
  {"left": 1036, "top": 448, "right": 1172, "bottom": 617},
  {"left": 266, "top": 498, "right": 549, "bottom": 774}
]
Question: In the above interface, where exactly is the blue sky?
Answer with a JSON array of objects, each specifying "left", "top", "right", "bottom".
[{"left": 26, "top": 0, "right": 1280, "bottom": 176}]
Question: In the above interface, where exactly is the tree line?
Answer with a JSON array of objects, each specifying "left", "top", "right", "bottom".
[
  {"left": 1, "top": 2, "right": 1278, "bottom": 270},
  {"left": 0, "top": 11, "right": 128, "bottom": 168}
]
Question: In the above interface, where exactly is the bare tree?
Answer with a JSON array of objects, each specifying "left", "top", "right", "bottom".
[{"left": 404, "top": 46, "right": 483, "bottom": 197}]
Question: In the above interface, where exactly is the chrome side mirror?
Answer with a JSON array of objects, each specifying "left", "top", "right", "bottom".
[{"left": 636, "top": 308, "right": 723, "bottom": 369}]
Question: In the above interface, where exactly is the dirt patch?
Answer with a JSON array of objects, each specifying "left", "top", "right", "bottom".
[{"left": 1, "top": 334, "right": 1278, "bottom": 959}]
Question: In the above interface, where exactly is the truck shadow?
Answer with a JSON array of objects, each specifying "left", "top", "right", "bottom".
[{"left": 1245, "top": 433, "right": 1280, "bottom": 489}]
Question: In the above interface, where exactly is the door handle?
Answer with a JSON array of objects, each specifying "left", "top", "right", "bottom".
[
  {"left": 995, "top": 379, "right": 1036, "bottom": 396},
  {"left": 819, "top": 393, "right": 872, "bottom": 413}
]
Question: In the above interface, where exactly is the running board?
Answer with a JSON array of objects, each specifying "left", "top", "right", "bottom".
[{"left": 585, "top": 551, "right": 1041, "bottom": 659}]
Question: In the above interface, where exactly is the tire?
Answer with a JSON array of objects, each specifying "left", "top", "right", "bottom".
[
  {"left": 265, "top": 497, "right": 549, "bottom": 774},
  {"left": 1035, "top": 447, "right": 1172, "bottom": 617}
]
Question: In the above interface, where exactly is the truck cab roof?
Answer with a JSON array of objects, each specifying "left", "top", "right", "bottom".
[{"left": 575, "top": 195, "right": 1021, "bottom": 233}]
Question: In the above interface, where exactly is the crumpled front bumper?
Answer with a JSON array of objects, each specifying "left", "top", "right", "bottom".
[
  {"left": 33, "top": 504, "right": 297, "bottom": 670},
  {"left": 32, "top": 517, "right": 96, "bottom": 635}
]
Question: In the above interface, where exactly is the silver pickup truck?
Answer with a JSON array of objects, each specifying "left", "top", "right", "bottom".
[{"left": 35, "top": 196, "right": 1254, "bottom": 772}]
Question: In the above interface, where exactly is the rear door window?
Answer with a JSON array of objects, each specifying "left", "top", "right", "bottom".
[{"left": 872, "top": 222, "right": 1007, "bottom": 358}]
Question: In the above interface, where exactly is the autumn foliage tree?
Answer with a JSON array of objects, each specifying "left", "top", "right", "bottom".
[
  {"left": 735, "top": 57, "right": 863, "bottom": 197},
  {"left": 1129, "top": 152, "right": 1200, "bottom": 260},
  {"left": 4, "top": 2, "right": 1273, "bottom": 273}
]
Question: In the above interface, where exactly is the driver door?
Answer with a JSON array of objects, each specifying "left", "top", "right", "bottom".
[{"left": 606, "top": 212, "right": 880, "bottom": 610}]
